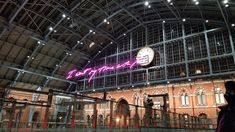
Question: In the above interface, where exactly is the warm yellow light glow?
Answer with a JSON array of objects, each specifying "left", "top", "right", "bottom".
[{"left": 116, "top": 118, "right": 120, "bottom": 122}]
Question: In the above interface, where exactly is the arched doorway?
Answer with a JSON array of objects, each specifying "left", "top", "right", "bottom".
[
  {"left": 115, "top": 99, "right": 130, "bottom": 128},
  {"left": 32, "top": 112, "right": 39, "bottom": 122}
]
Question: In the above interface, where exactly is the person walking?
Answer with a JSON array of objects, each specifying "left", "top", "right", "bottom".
[{"left": 216, "top": 81, "right": 235, "bottom": 132}]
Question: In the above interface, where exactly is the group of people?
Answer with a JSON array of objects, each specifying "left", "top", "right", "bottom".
[{"left": 216, "top": 81, "right": 235, "bottom": 132}]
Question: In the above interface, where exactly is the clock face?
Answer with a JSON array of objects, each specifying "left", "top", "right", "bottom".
[{"left": 136, "top": 47, "right": 155, "bottom": 66}]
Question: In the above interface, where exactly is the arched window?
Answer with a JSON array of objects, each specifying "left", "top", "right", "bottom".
[
  {"left": 133, "top": 93, "right": 139, "bottom": 106},
  {"left": 197, "top": 89, "right": 206, "bottom": 105},
  {"left": 181, "top": 91, "right": 189, "bottom": 106},
  {"left": 214, "top": 87, "right": 225, "bottom": 104}
]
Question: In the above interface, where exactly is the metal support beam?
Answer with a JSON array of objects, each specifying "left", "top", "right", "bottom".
[
  {"left": 216, "top": 0, "right": 235, "bottom": 62},
  {"left": 0, "top": 63, "right": 76, "bottom": 84},
  {"left": 113, "top": 1, "right": 145, "bottom": 27},
  {"left": 182, "top": 24, "right": 189, "bottom": 78},
  {"left": 0, "top": 0, "right": 29, "bottom": 38}
]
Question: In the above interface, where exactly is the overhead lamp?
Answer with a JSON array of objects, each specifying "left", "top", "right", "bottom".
[
  {"left": 223, "top": 0, "right": 228, "bottom": 4},
  {"left": 232, "top": 24, "right": 235, "bottom": 27},
  {"left": 188, "top": 78, "right": 191, "bottom": 82},
  {"left": 54, "top": 30, "right": 57, "bottom": 33},
  {"left": 104, "top": 19, "right": 107, "bottom": 22},
  {"left": 89, "top": 42, "right": 95, "bottom": 48},
  {"left": 132, "top": 85, "right": 134, "bottom": 88},
  {"left": 77, "top": 41, "right": 80, "bottom": 43},
  {"left": 27, "top": 56, "right": 30, "bottom": 58},
  {"left": 42, "top": 43, "right": 45, "bottom": 46},
  {"left": 167, "top": 81, "right": 170, "bottom": 84},
  {"left": 163, "top": 20, "right": 166, "bottom": 23},
  {"left": 67, "top": 17, "right": 71, "bottom": 20},
  {"left": 167, "top": 0, "right": 171, "bottom": 3},
  {"left": 49, "top": 27, "right": 53, "bottom": 31},
  {"left": 195, "top": 1, "right": 199, "bottom": 5},
  {"left": 37, "top": 41, "right": 41, "bottom": 44},
  {"left": 148, "top": 5, "right": 151, "bottom": 8},
  {"left": 98, "top": 51, "right": 101, "bottom": 53},
  {"left": 123, "top": 33, "right": 126, "bottom": 36},
  {"left": 107, "top": 21, "right": 110, "bottom": 24},
  {"left": 31, "top": 57, "right": 34, "bottom": 60},
  {"left": 144, "top": 1, "right": 149, "bottom": 6},
  {"left": 89, "top": 29, "right": 93, "bottom": 32},
  {"left": 62, "top": 14, "right": 66, "bottom": 18},
  {"left": 88, "top": 61, "right": 90, "bottom": 63},
  {"left": 117, "top": 87, "right": 120, "bottom": 89},
  {"left": 93, "top": 32, "right": 96, "bottom": 34},
  {"left": 110, "top": 42, "right": 113, "bottom": 44},
  {"left": 170, "top": 2, "right": 173, "bottom": 5},
  {"left": 205, "top": 20, "right": 209, "bottom": 23},
  {"left": 182, "top": 18, "right": 186, "bottom": 22},
  {"left": 69, "top": 53, "right": 72, "bottom": 56},
  {"left": 147, "top": 82, "right": 150, "bottom": 85},
  {"left": 93, "top": 89, "right": 96, "bottom": 92},
  {"left": 195, "top": 69, "right": 202, "bottom": 74},
  {"left": 225, "top": 4, "right": 229, "bottom": 7}
]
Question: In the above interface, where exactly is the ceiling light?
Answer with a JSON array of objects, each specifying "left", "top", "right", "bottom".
[
  {"left": 225, "top": 4, "right": 229, "bottom": 7},
  {"left": 193, "top": 0, "right": 197, "bottom": 2},
  {"left": 182, "top": 18, "right": 186, "bottom": 22},
  {"left": 144, "top": 1, "right": 149, "bottom": 6},
  {"left": 56, "top": 64, "right": 59, "bottom": 67},
  {"left": 93, "top": 32, "right": 96, "bottom": 34},
  {"left": 148, "top": 5, "right": 151, "bottom": 8},
  {"left": 232, "top": 24, "right": 235, "bottom": 27},
  {"left": 98, "top": 51, "right": 101, "bottom": 53},
  {"left": 163, "top": 20, "right": 166, "bottom": 23},
  {"left": 31, "top": 57, "right": 34, "bottom": 60},
  {"left": 206, "top": 20, "right": 209, "bottom": 23},
  {"left": 37, "top": 41, "right": 41, "bottom": 44},
  {"left": 42, "top": 43, "right": 45, "bottom": 46},
  {"left": 88, "top": 61, "right": 90, "bottom": 63},
  {"left": 110, "top": 42, "right": 113, "bottom": 44},
  {"left": 147, "top": 82, "right": 150, "bottom": 85},
  {"left": 62, "top": 14, "right": 66, "bottom": 18},
  {"left": 69, "top": 53, "right": 72, "bottom": 56},
  {"left": 27, "top": 56, "right": 30, "bottom": 58},
  {"left": 123, "top": 33, "right": 126, "bottom": 36},
  {"left": 170, "top": 2, "right": 173, "bottom": 5},
  {"left": 188, "top": 79, "right": 191, "bottom": 81},
  {"left": 223, "top": 0, "right": 228, "bottom": 4},
  {"left": 77, "top": 41, "right": 80, "bottom": 43},
  {"left": 89, "top": 42, "right": 95, "bottom": 48},
  {"left": 117, "top": 87, "right": 120, "bottom": 89},
  {"left": 195, "top": 1, "right": 199, "bottom": 5},
  {"left": 167, "top": 0, "right": 171, "bottom": 3},
  {"left": 49, "top": 27, "right": 53, "bottom": 31},
  {"left": 107, "top": 21, "right": 110, "bottom": 24},
  {"left": 93, "top": 89, "right": 95, "bottom": 92},
  {"left": 66, "top": 52, "right": 69, "bottom": 55},
  {"left": 80, "top": 42, "right": 83, "bottom": 44},
  {"left": 89, "top": 29, "right": 93, "bottom": 32},
  {"left": 53, "top": 30, "right": 57, "bottom": 32},
  {"left": 67, "top": 17, "right": 71, "bottom": 20},
  {"left": 132, "top": 85, "right": 134, "bottom": 88},
  {"left": 167, "top": 81, "right": 170, "bottom": 84},
  {"left": 104, "top": 19, "right": 107, "bottom": 22}
]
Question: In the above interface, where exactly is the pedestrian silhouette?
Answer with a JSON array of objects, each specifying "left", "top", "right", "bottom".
[{"left": 216, "top": 81, "right": 235, "bottom": 132}]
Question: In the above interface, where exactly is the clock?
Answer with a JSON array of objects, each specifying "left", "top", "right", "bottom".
[{"left": 136, "top": 47, "right": 155, "bottom": 66}]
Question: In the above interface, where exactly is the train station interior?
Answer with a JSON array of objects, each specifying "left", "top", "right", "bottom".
[{"left": 0, "top": 0, "right": 235, "bottom": 131}]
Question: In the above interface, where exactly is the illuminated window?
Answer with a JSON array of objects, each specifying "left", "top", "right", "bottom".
[
  {"left": 215, "top": 88, "right": 225, "bottom": 104},
  {"left": 133, "top": 94, "right": 140, "bottom": 106},
  {"left": 181, "top": 91, "right": 189, "bottom": 106},
  {"left": 196, "top": 89, "right": 206, "bottom": 105}
]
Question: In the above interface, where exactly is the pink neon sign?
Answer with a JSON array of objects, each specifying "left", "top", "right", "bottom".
[{"left": 66, "top": 60, "right": 138, "bottom": 83}]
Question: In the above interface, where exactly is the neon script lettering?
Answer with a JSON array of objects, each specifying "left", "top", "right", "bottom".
[{"left": 66, "top": 60, "right": 138, "bottom": 83}]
